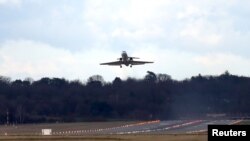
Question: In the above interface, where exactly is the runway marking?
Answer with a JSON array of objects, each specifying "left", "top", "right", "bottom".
[
  {"left": 52, "top": 120, "right": 160, "bottom": 135},
  {"left": 115, "top": 120, "right": 204, "bottom": 135},
  {"left": 230, "top": 120, "right": 243, "bottom": 125}
]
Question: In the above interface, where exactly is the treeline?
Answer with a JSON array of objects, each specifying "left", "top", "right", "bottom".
[{"left": 0, "top": 71, "right": 250, "bottom": 124}]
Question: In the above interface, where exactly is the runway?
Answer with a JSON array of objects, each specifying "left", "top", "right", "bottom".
[
  {"left": 0, "top": 120, "right": 241, "bottom": 135},
  {"left": 52, "top": 120, "right": 241, "bottom": 135}
]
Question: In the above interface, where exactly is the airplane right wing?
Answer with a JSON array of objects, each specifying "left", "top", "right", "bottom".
[
  {"left": 100, "top": 61, "right": 122, "bottom": 66},
  {"left": 130, "top": 57, "right": 140, "bottom": 59},
  {"left": 130, "top": 60, "right": 154, "bottom": 65}
]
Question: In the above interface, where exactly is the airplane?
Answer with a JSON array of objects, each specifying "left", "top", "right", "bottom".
[{"left": 100, "top": 51, "right": 154, "bottom": 68}]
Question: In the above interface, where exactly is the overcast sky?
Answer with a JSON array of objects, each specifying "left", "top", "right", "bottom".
[{"left": 0, "top": 0, "right": 250, "bottom": 82}]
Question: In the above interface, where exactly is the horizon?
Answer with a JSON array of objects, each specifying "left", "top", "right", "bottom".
[{"left": 0, "top": 70, "right": 246, "bottom": 83}]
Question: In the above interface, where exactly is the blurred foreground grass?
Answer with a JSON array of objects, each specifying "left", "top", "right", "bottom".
[{"left": 0, "top": 134, "right": 207, "bottom": 141}]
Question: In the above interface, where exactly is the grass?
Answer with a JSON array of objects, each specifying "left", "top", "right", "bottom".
[
  {"left": 0, "top": 134, "right": 207, "bottom": 141},
  {"left": 238, "top": 120, "right": 250, "bottom": 125}
]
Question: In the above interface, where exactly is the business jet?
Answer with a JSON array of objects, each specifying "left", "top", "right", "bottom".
[{"left": 100, "top": 51, "right": 153, "bottom": 68}]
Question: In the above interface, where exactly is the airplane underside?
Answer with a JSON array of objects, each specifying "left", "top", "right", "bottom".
[{"left": 120, "top": 63, "right": 132, "bottom": 68}]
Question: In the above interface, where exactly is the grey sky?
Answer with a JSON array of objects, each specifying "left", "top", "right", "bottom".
[{"left": 0, "top": 0, "right": 250, "bottom": 81}]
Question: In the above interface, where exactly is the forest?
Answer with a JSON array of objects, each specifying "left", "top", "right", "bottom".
[{"left": 0, "top": 71, "right": 249, "bottom": 124}]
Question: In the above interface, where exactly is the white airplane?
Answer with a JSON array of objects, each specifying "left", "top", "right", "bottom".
[{"left": 100, "top": 51, "right": 154, "bottom": 68}]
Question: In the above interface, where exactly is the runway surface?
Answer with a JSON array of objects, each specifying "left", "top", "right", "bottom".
[
  {"left": 0, "top": 120, "right": 241, "bottom": 135},
  {"left": 52, "top": 120, "right": 240, "bottom": 135}
]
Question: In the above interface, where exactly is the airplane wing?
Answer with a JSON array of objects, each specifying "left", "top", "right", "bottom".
[
  {"left": 130, "top": 57, "right": 140, "bottom": 59},
  {"left": 100, "top": 61, "right": 122, "bottom": 66},
  {"left": 130, "top": 60, "right": 154, "bottom": 65}
]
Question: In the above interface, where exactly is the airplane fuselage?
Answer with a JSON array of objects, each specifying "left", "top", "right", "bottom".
[
  {"left": 121, "top": 51, "right": 130, "bottom": 66},
  {"left": 100, "top": 51, "right": 153, "bottom": 67}
]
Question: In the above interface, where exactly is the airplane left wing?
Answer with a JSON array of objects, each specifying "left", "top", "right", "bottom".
[
  {"left": 100, "top": 61, "right": 122, "bottom": 66},
  {"left": 130, "top": 60, "right": 154, "bottom": 65}
]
